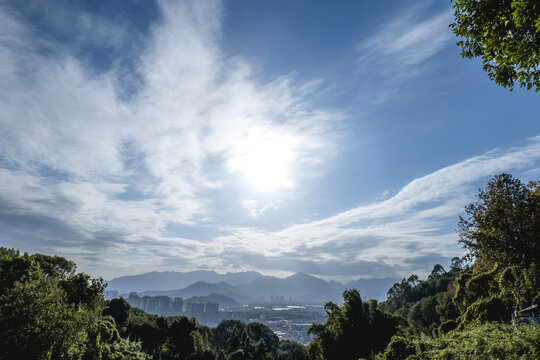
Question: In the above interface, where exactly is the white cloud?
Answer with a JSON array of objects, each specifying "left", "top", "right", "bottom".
[
  {"left": 356, "top": 5, "right": 453, "bottom": 103},
  {"left": 361, "top": 10, "right": 452, "bottom": 70},
  {"left": 0, "top": 0, "right": 343, "bottom": 278}
]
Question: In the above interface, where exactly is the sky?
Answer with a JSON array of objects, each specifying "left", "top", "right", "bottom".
[{"left": 1, "top": 0, "right": 539, "bottom": 282}]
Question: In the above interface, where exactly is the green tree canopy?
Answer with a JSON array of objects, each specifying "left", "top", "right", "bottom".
[
  {"left": 450, "top": 0, "right": 540, "bottom": 91},
  {"left": 0, "top": 248, "right": 105, "bottom": 360},
  {"left": 458, "top": 173, "right": 540, "bottom": 268},
  {"left": 103, "top": 297, "right": 132, "bottom": 327},
  {"left": 308, "top": 289, "right": 400, "bottom": 360}
]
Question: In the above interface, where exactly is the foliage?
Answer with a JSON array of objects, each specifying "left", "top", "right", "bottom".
[
  {"left": 123, "top": 308, "right": 167, "bottom": 356},
  {"left": 451, "top": 174, "right": 540, "bottom": 325},
  {"left": 160, "top": 317, "right": 215, "bottom": 360},
  {"left": 376, "top": 174, "right": 540, "bottom": 360},
  {"left": 277, "top": 340, "right": 308, "bottom": 360},
  {"left": 0, "top": 248, "right": 111, "bottom": 360},
  {"left": 0, "top": 248, "right": 150, "bottom": 360},
  {"left": 0, "top": 274, "right": 96, "bottom": 360},
  {"left": 407, "top": 291, "right": 458, "bottom": 331},
  {"left": 377, "top": 336, "right": 416, "bottom": 360},
  {"left": 378, "top": 322, "right": 540, "bottom": 359},
  {"left": 450, "top": 0, "right": 540, "bottom": 91},
  {"left": 308, "top": 289, "right": 401, "bottom": 360},
  {"left": 458, "top": 173, "right": 540, "bottom": 268},
  {"left": 209, "top": 319, "right": 282, "bottom": 360},
  {"left": 381, "top": 262, "right": 463, "bottom": 329},
  {"left": 83, "top": 316, "right": 150, "bottom": 360},
  {"left": 247, "top": 322, "right": 280, "bottom": 357},
  {"left": 103, "top": 298, "right": 131, "bottom": 327},
  {"left": 452, "top": 262, "right": 539, "bottom": 324}
]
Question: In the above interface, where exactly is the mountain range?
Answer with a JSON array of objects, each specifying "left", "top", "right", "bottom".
[
  {"left": 107, "top": 270, "right": 264, "bottom": 293},
  {"left": 107, "top": 270, "right": 399, "bottom": 304}
]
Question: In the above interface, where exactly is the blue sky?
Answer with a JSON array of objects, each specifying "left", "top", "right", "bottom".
[{"left": 0, "top": 0, "right": 539, "bottom": 281}]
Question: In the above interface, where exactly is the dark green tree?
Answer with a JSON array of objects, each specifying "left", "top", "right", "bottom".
[
  {"left": 161, "top": 317, "right": 197, "bottom": 359},
  {"left": 458, "top": 173, "right": 540, "bottom": 268},
  {"left": 103, "top": 297, "right": 131, "bottom": 327},
  {"left": 450, "top": 0, "right": 540, "bottom": 91},
  {"left": 0, "top": 248, "right": 105, "bottom": 360},
  {"left": 277, "top": 340, "right": 308, "bottom": 360},
  {"left": 83, "top": 316, "right": 150, "bottom": 360},
  {"left": 0, "top": 274, "right": 97, "bottom": 360},
  {"left": 247, "top": 322, "right": 279, "bottom": 357},
  {"left": 212, "top": 319, "right": 247, "bottom": 353},
  {"left": 308, "top": 290, "right": 400, "bottom": 360}
]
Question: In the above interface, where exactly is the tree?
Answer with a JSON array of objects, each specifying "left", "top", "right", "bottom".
[
  {"left": 103, "top": 298, "right": 131, "bottom": 327},
  {"left": 247, "top": 322, "right": 280, "bottom": 358},
  {"left": 308, "top": 290, "right": 400, "bottom": 360},
  {"left": 0, "top": 273, "right": 99, "bottom": 360},
  {"left": 161, "top": 317, "right": 198, "bottom": 360},
  {"left": 0, "top": 248, "right": 134, "bottom": 360},
  {"left": 450, "top": 0, "right": 540, "bottom": 91},
  {"left": 278, "top": 340, "right": 308, "bottom": 360},
  {"left": 458, "top": 173, "right": 539, "bottom": 268}
]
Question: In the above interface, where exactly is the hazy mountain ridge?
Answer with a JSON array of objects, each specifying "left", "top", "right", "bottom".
[
  {"left": 140, "top": 281, "right": 250, "bottom": 302},
  {"left": 107, "top": 270, "right": 264, "bottom": 293},
  {"left": 184, "top": 293, "right": 240, "bottom": 308},
  {"left": 109, "top": 271, "right": 400, "bottom": 303}
]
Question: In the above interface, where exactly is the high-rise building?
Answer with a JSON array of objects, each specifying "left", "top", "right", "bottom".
[
  {"left": 127, "top": 292, "right": 140, "bottom": 307},
  {"left": 205, "top": 302, "right": 219, "bottom": 313},
  {"left": 173, "top": 297, "right": 183, "bottom": 315},
  {"left": 155, "top": 295, "right": 171, "bottom": 316}
]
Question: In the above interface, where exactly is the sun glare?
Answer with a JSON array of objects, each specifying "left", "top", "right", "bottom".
[{"left": 228, "top": 130, "right": 296, "bottom": 191}]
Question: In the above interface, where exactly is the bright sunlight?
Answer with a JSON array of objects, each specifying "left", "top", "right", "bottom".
[{"left": 228, "top": 128, "right": 296, "bottom": 191}]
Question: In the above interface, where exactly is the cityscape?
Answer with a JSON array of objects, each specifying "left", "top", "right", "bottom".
[{"left": 105, "top": 290, "right": 325, "bottom": 344}]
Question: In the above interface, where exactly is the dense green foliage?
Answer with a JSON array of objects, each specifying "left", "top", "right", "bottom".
[
  {"left": 0, "top": 248, "right": 307, "bottom": 359},
  {"left": 376, "top": 173, "right": 540, "bottom": 359},
  {"left": 381, "top": 260, "right": 464, "bottom": 328},
  {"left": 307, "top": 290, "right": 401, "bottom": 360},
  {"left": 377, "top": 322, "right": 540, "bottom": 360},
  {"left": 450, "top": 0, "right": 540, "bottom": 91},
  {"left": 458, "top": 173, "right": 540, "bottom": 268},
  {"left": 0, "top": 248, "right": 148, "bottom": 360}
]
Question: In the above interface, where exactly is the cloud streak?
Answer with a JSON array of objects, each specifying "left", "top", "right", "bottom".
[{"left": 355, "top": 5, "right": 453, "bottom": 103}]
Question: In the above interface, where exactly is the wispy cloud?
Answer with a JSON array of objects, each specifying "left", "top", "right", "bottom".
[{"left": 356, "top": 5, "right": 453, "bottom": 103}]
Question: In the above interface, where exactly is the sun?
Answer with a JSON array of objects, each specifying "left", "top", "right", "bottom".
[{"left": 228, "top": 129, "right": 296, "bottom": 191}]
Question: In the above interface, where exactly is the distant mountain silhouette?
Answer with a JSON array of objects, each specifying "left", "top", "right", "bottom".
[
  {"left": 238, "top": 272, "right": 344, "bottom": 303},
  {"left": 185, "top": 293, "right": 239, "bottom": 308},
  {"left": 108, "top": 270, "right": 399, "bottom": 303},
  {"left": 107, "top": 270, "right": 263, "bottom": 293},
  {"left": 140, "top": 281, "right": 249, "bottom": 302}
]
